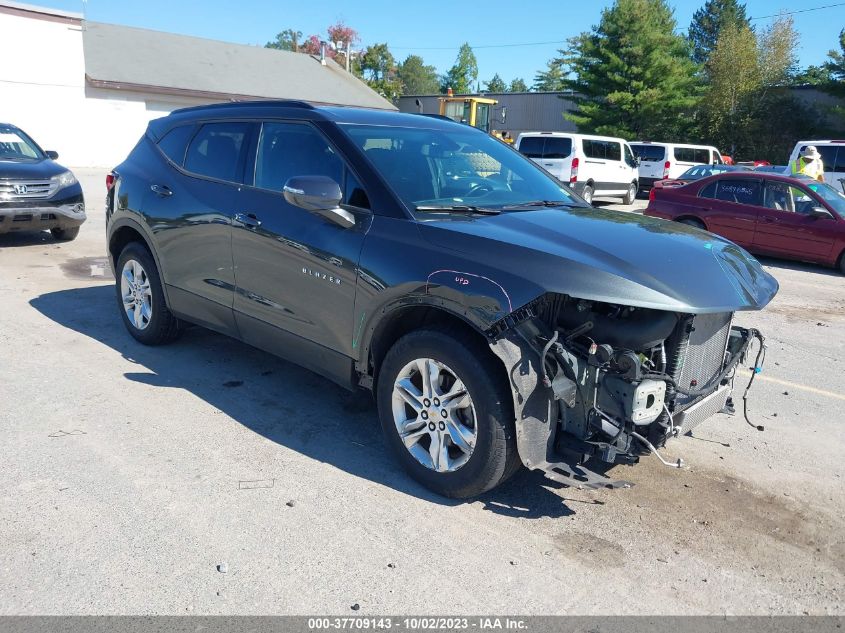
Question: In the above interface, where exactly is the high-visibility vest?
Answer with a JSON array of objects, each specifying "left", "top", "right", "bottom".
[{"left": 792, "top": 156, "right": 824, "bottom": 181}]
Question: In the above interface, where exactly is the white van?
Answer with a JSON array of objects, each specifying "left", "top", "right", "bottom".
[
  {"left": 630, "top": 142, "right": 723, "bottom": 191},
  {"left": 515, "top": 132, "right": 639, "bottom": 204},
  {"left": 787, "top": 140, "right": 845, "bottom": 190}
]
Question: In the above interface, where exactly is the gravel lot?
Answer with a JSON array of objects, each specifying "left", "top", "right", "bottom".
[{"left": 0, "top": 169, "right": 842, "bottom": 615}]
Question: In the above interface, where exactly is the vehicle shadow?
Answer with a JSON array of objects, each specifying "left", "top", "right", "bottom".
[
  {"left": 30, "top": 284, "right": 576, "bottom": 519},
  {"left": 0, "top": 231, "right": 56, "bottom": 247},
  {"left": 757, "top": 256, "right": 842, "bottom": 278}
]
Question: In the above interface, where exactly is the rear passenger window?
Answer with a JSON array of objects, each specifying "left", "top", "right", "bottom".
[
  {"left": 674, "top": 147, "right": 694, "bottom": 162},
  {"left": 606, "top": 142, "right": 621, "bottom": 161},
  {"left": 255, "top": 122, "right": 343, "bottom": 192},
  {"left": 699, "top": 181, "right": 718, "bottom": 199},
  {"left": 157, "top": 125, "right": 195, "bottom": 165},
  {"left": 693, "top": 148, "right": 711, "bottom": 163},
  {"left": 184, "top": 122, "right": 249, "bottom": 182},
  {"left": 583, "top": 140, "right": 604, "bottom": 159},
  {"left": 714, "top": 179, "right": 761, "bottom": 205}
]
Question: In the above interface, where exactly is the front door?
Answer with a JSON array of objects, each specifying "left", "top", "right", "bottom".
[
  {"left": 753, "top": 181, "right": 837, "bottom": 262},
  {"left": 230, "top": 121, "right": 372, "bottom": 366}
]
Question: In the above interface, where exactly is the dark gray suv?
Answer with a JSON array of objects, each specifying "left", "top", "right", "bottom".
[{"left": 106, "top": 101, "right": 778, "bottom": 498}]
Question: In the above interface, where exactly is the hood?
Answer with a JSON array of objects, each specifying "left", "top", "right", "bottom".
[
  {"left": 0, "top": 158, "right": 68, "bottom": 180},
  {"left": 420, "top": 206, "right": 779, "bottom": 314}
]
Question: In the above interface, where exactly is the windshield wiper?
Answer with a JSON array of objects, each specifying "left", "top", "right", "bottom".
[
  {"left": 415, "top": 204, "right": 501, "bottom": 215},
  {"left": 503, "top": 200, "right": 582, "bottom": 209}
]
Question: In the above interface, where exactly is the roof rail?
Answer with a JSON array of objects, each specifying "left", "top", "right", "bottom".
[
  {"left": 171, "top": 100, "right": 316, "bottom": 115},
  {"left": 416, "top": 113, "right": 455, "bottom": 122}
]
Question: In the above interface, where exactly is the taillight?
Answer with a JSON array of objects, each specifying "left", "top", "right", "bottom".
[
  {"left": 570, "top": 157, "right": 579, "bottom": 184},
  {"left": 106, "top": 173, "right": 115, "bottom": 190},
  {"left": 662, "top": 161, "right": 671, "bottom": 179}
]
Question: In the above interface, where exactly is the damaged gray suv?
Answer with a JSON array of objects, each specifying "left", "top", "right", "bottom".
[{"left": 106, "top": 101, "right": 778, "bottom": 498}]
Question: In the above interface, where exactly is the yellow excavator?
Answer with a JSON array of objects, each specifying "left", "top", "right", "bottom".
[{"left": 438, "top": 92, "right": 512, "bottom": 143}]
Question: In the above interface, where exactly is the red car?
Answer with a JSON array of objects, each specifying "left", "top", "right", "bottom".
[{"left": 645, "top": 172, "right": 845, "bottom": 273}]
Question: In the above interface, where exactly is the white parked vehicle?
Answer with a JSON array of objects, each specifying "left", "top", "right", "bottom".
[
  {"left": 515, "top": 132, "right": 639, "bottom": 205},
  {"left": 630, "top": 142, "right": 723, "bottom": 191},
  {"left": 787, "top": 140, "right": 845, "bottom": 190}
]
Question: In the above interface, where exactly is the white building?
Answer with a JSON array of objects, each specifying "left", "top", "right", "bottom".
[{"left": 0, "top": 1, "right": 394, "bottom": 168}]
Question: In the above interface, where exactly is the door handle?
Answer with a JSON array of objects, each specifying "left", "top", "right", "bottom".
[
  {"left": 150, "top": 184, "right": 172, "bottom": 197},
  {"left": 234, "top": 212, "right": 261, "bottom": 229}
]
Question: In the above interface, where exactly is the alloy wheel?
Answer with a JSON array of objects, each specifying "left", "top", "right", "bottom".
[
  {"left": 120, "top": 259, "right": 153, "bottom": 330},
  {"left": 390, "top": 358, "right": 478, "bottom": 473}
]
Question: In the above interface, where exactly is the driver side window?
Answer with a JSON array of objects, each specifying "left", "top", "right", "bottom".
[{"left": 255, "top": 122, "right": 342, "bottom": 193}]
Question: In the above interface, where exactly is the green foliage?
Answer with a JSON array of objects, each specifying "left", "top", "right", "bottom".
[
  {"left": 509, "top": 78, "right": 528, "bottom": 92},
  {"left": 794, "top": 65, "right": 834, "bottom": 86},
  {"left": 484, "top": 73, "right": 507, "bottom": 93},
  {"left": 823, "top": 29, "right": 845, "bottom": 98},
  {"left": 360, "top": 43, "right": 401, "bottom": 98},
  {"left": 688, "top": 0, "right": 750, "bottom": 66},
  {"left": 533, "top": 59, "right": 565, "bottom": 91},
  {"left": 440, "top": 43, "right": 478, "bottom": 94},
  {"left": 561, "top": 0, "right": 701, "bottom": 139},
  {"left": 265, "top": 29, "right": 303, "bottom": 52},
  {"left": 396, "top": 55, "right": 440, "bottom": 95},
  {"left": 699, "top": 16, "right": 821, "bottom": 160}
]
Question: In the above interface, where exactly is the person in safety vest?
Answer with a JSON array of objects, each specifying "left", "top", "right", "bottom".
[{"left": 791, "top": 146, "right": 825, "bottom": 182}]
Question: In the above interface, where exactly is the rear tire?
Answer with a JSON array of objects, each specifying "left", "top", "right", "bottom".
[
  {"left": 678, "top": 218, "right": 706, "bottom": 230},
  {"left": 51, "top": 226, "right": 79, "bottom": 241},
  {"left": 115, "top": 242, "right": 181, "bottom": 345},
  {"left": 623, "top": 182, "right": 637, "bottom": 205},
  {"left": 582, "top": 184, "right": 594, "bottom": 205},
  {"left": 376, "top": 328, "right": 520, "bottom": 498}
]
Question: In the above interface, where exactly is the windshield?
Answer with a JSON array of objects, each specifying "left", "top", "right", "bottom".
[
  {"left": 340, "top": 123, "right": 586, "bottom": 212},
  {"left": 806, "top": 181, "right": 845, "bottom": 218},
  {"left": 0, "top": 126, "right": 43, "bottom": 161}
]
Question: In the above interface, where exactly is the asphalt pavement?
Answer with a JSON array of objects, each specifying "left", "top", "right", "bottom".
[{"left": 0, "top": 169, "right": 842, "bottom": 614}]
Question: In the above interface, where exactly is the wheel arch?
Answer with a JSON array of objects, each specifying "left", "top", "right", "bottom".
[
  {"left": 108, "top": 218, "right": 172, "bottom": 307},
  {"left": 675, "top": 215, "right": 708, "bottom": 230},
  {"left": 361, "top": 302, "right": 497, "bottom": 391}
]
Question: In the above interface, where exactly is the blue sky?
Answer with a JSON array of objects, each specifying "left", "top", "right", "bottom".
[{"left": 34, "top": 0, "right": 845, "bottom": 85}]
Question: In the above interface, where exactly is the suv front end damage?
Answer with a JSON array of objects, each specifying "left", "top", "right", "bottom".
[{"left": 489, "top": 294, "right": 765, "bottom": 488}]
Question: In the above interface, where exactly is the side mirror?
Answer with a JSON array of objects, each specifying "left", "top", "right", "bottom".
[
  {"left": 809, "top": 206, "right": 834, "bottom": 220},
  {"left": 45, "top": 150, "right": 59, "bottom": 160},
  {"left": 283, "top": 175, "right": 355, "bottom": 228}
]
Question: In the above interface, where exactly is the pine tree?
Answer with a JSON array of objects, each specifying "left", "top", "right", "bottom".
[
  {"left": 484, "top": 74, "right": 507, "bottom": 93},
  {"left": 688, "top": 0, "right": 750, "bottom": 66},
  {"left": 509, "top": 78, "right": 528, "bottom": 92},
  {"left": 562, "top": 0, "right": 700, "bottom": 139},
  {"left": 397, "top": 55, "right": 440, "bottom": 95},
  {"left": 533, "top": 59, "right": 565, "bottom": 91}
]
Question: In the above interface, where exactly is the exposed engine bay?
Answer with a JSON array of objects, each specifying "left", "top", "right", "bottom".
[{"left": 489, "top": 293, "right": 766, "bottom": 488}]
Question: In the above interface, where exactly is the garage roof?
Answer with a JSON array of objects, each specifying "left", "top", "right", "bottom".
[{"left": 81, "top": 21, "right": 395, "bottom": 110}]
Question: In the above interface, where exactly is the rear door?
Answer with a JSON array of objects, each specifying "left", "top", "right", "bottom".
[
  {"left": 696, "top": 177, "right": 762, "bottom": 247},
  {"left": 516, "top": 135, "right": 572, "bottom": 181},
  {"left": 753, "top": 180, "right": 837, "bottom": 262},
  {"left": 143, "top": 120, "right": 251, "bottom": 335},
  {"left": 671, "top": 146, "right": 711, "bottom": 178},
  {"left": 630, "top": 144, "right": 666, "bottom": 181}
]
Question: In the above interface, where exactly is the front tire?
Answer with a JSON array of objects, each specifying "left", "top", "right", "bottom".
[
  {"left": 51, "top": 226, "right": 79, "bottom": 241},
  {"left": 623, "top": 182, "right": 637, "bottom": 205},
  {"left": 115, "top": 242, "right": 181, "bottom": 345},
  {"left": 377, "top": 328, "right": 519, "bottom": 498}
]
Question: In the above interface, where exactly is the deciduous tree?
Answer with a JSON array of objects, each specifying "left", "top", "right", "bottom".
[
  {"left": 265, "top": 29, "right": 303, "bottom": 52},
  {"left": 396, "top": 55, "right": 440, "bottom": 95},
  {"left": 509, "top": 78, "right": 528, "bottom": 92},
  {"left": 441, "top": 43, "right": 478, "bottom": 94}
]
